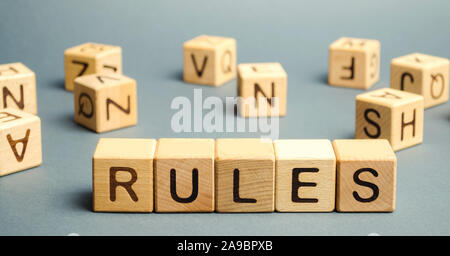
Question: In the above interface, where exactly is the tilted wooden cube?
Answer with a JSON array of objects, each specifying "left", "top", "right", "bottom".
[
  {"left": 355, "top": 88, "right": 424, "bottom": 151},
  {"left": 390, "top": 53, "right": 449, "bottom": 109},
  {"left": 64, "top": 42, "right": 122, "bottom": 91},
  {"left": 93, "top": 138, "right": 156, "bottom": 212},
  {"left": 237, "top": 63, "right": 287, "bottom": 117},
  {"left": 215, "top": 139, "right": 275, "bottom": 212},
  {"left": 274, "top": 139, "right": 336, "bottom": 212},
  {"left": 0, "top": 62, "right": 38, "bottom": 114},
  {"left": 73, "top": 73, "right": 137, "bottom": 133},
  {"left": 183, "top": 35, "right": 236, "bottom": 86},
  {"left": 155, "top": 138, "right": 214, "bottom": 212},
  {"left": 0, "top": 108, "right": 42, "bottom": 177},
  {"left": 328, "top": 37, "right": 380, "bottom": 89},
  {"left": 333, "top": 139, "right": 396, "bottom": 212}
]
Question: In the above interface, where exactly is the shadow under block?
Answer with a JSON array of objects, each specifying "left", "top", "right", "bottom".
[
  {"left": 93, "top": 138, "right": 156, "bottom": 212},
  {"left": 328, "top": 37, "right": 380, "bottom": 89},
  {"left": 64, "top": 42, "right": 122, "bottom": 91},
  {"left": 333, "top": 139, "right": 396, "bottom": 212},
  {"left": 183, "top": 35, "right": 236, "bottom": 86},
  {"left": 155, "top": 138, "right": 214, "bottom": 212},
  {"left": 0, "top": 108, "right": 42, "bottom": 177},
  {"left": 273, "top": 140, "right": 336, "bottom": 212},
  {"left": 0, "top": 62, "right": 38, "bottom": 114},
  {"left": 355, "top": 88, "right": 424, "bottom": 151},
  {"left": 390, "top": 53, "right": 449, "bottom": 109},
  {"left": 73, "top": 73, "right": 137, "bottom": 133},
  {"left": 237, "top": 63, "right": 287, "bottom": 117},
  {"left": 215, "top": 139, "right": 275, "bottom": 212}
]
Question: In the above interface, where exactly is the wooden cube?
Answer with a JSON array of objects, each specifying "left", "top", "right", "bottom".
[
  {"left": 64, "top": 42, "right": 122, "bottom": 91},
  {"left": 154, "top": 138, "right": 214, "bottom": 212},
  {"left": 73, "top": 73, "right": 137, "bottom": 133},
  {"left": 237, "top": 63, "right": 287, "bottom": 117},
  {"left": 273, "top": 139, "right": 336, "bottom": 212},
  {"left": 333, "top": 139, "right": 396, "bottom": 212},
  {"left": 215, "top": 138, "right": 275, "bottom": 212},
  {"left": 390, "top": 53, "right": 449, "bottom": 108},
  {"left": 183, "top": 35, "right": 236, "bottom": 86},
  {"left": 93, "top": 138, "right": 156, "bottom": 212},
  {"left": 328, "top": 37, "right": 380, "bottom": 89},
  {"left": 355, "top": 88, "right": 424, "bottom": 151},
  {"left": 0, "top": 62, "right": 37, "bottom": 114},
  {"left": 0, "top": 108, "right": 42, "bottom": 177}
]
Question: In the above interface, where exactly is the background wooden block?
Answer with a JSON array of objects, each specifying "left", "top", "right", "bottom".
[
  {"left": 155, "top": 138, "right": 214, "bottom": 212},
  {"left": 93, "top": 138, "right": 156, "bottom": 212},
  {"left": 333, "top": 139, "right": 396, "bottom": 212},
  {"left": 0, "top": 62, "right": 38, "bottom": 114},
  {"left": 390, "top": 53, "right": 449, "bottom": 108},
  {"left": 237, "top": 63, "right": 287, "bottom": 117},
  {"left": 215, "top": 138, "right": 275, "bottom": 212},
  {"left": 355, "top": 88, "right": 424, "bottom": 151},
  {"left": 73, "top": 73, "right": 137, "bottom": 133},
  {"left": 0, "top": 108, "right": 42, "bottom": 177},
  {"left": 64, "top": 42, "right": 122, "bottom": 91},
  {"left": 328, "top": 37, "right": 380, "bottom": 89},
  {"left": 274, "top": 139, "right": 336, "bottom": 212},
  {"left": 183, "top": 35, "right": 236, "bottom": 86}
]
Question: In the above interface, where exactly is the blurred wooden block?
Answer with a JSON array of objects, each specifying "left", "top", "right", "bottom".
[
  {"left": 155, "top": 138, "right": 214, "bottom": 212},
  {"left": 0, "top": 108, "right": 42, "bottom": 177},
  {"left": 355, "top": 88, "right": 424, "bottom": 151},
  {"left": 64, "top": 42, "right": 122, "bottom": 91},
  {"left": 215, "top": 138, "right": 275, "bottom": 212},
  {"left": 333, "top": 139, "right": 396, "bottom": 212},
  {"left": 183, "top": 35, "right": 236, "bottom": 86},
  {"left": 237, "top": 63, "right": 287, "bottom": 117},
  {"left": 273, "top": 139, "right": 336, "bottom": 212},
  {"left": 93, "top": 138, "right": 156, "bottom": 212},
  {"left": 0, "top": 62, "right": 38, "bottom": 114},
  {"left": 391, "top": 53, "right": 449, "bottom": 108},
  {"left": 328, "top": 37, "right": 380, "bottom": 89},
  {"left": 73, "top": 73, "right": 137, "bottom": 133}
]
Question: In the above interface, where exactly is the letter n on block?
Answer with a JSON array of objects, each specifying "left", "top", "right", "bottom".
[
  {"left": 92, "top": 138, "right": 156, "bottom": 212},
  {"left": 333, "top": 139, "right": 396, "bottom": 212}
]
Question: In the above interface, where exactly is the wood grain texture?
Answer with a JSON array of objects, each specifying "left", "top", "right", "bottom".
[
  {"left": 390, "top": 53, "right": 449, "bottom": 108},
  {"left": 154, "top": 138, "right": 214, "bottom": 212},
  {"left": 0, "top": 62, "right": 37, "bottom": 114},
  {"left": 183, "top": 35, "right": 236, "bottom": 86},
  {"left": 333, "top": 139, "right": 396, "bottom": 212},
  {"left": 355, "top": 88, "right": 424, "bottom": 151},
  {"left": 237, "top": 63, "right": 287, "bottom": 117},
  {"left": 274, "top": 139, "right": 336, "bottom": 212},
  {"left": 328, "top": 37, "right": 380, "bottom": 89},
  {"left": 93, "top": 138, "right": 156, "bottom": 212},
  {"left": 0, "top": 108, "right": 42, "bottom": 177},
  {"left": 64, "top": 42, "right": 122, "bottom": 91}
]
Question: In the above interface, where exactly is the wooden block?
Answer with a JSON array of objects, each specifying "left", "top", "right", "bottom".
[
  {"left": 333, "top": 139, "right": 396, "bottom": 212},
  {"left": 237, "top": 63, "right": 287, "bottom": 117},
  {"left": 154, "top": 138, "right": 214, "bottom": 212},
  {"left": 64, "top": 42, "right": 122, "bottom": 91},
  {"left": 93, "top": 138, "right": 156, "bottom": 212},
  {"left": 390, "top": 53, "right": 449, "bottom": 108},
  {"left": 355, "top": 88, "right": 424, "bottom": 151},
  {"left": 0, "top": 62, "right": 38, "bottom": 114},
  {"left": 273, "top": 139, "right": 336, "bottom": 212},
  {"left": 328, "top": 37, "right": 380, "bottom": 89},
  {"left": 0, "top": 108, "right": 42, "bottom": 177},
  {"left": 215, "top": 138, "right": 275, "bottom": 212},
  {"left": 183, "top": 35, "right": 236, "bottom": 86},
  {"left": 73, "top": 73, "right": 137, "bottom": 133}
]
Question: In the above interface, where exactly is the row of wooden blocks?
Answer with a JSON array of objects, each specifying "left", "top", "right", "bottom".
[{"left": 93, "top": 138, "right": 397, "bottom": 213}]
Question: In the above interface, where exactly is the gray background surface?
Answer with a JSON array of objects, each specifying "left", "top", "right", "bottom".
[{"left": 0, "top": 0, "right": 449, "bottom": 236}]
